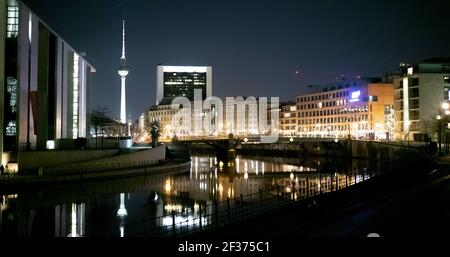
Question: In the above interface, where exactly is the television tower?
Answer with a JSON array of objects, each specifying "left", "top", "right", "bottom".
[{"left": 118, "top": 20, "right": 129, "bottom": 124}]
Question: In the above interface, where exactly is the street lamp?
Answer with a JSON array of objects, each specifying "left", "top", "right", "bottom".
[
  {"left": 437, "top": 102, "right": 450, "bottom": 154},
  {"left": 404, "top": 121, "right": 411, "bottom": 144}
]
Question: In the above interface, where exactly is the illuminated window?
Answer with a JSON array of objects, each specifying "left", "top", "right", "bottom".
[
  {"left": 407, "top": 67, "right": 414, "bottom": 75},
  {"left": 6, "top": 121, "right": 16, "bottom": 136},
  {"left": 6, "top": 78, "right": 17, "bottom": 113},
  {"left": 6, "top": 1, "right": 19, "bottom": 38},
  {"left": 444, "top": 86, "right": 450, "bottom": 101},
  {"left": 47, "top": 140, "right": 55, "bottom": 150},
  {"left": 444, "top": 77, "right": 450, "bottom": 84}
]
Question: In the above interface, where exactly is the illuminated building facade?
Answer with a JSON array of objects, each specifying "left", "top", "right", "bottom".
[
  {"left": 296, "top": 78, "right": 394, "bottom": 140},
  {"left": 142, "top": 104, "right": 179, "bottom": 141},
  {"left": 156, "top": 65, "right": 212, "bottom": 105},
  {"left": 218, "top": 97, "right": 277, "bottom": 137},
  {"left": 393, "top": 58, "right": 450, "bottom": 140},
  {"left": 280, "top": 102, "right": 297, "bottom": 136},
  {"left": 136, "top": 96, "right": 277, "bottom": 142},
  {"left": 0, "top": 0, "right": 95, "bottom": 167}
]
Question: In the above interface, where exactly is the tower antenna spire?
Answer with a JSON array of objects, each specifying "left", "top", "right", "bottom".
[{"left": 121, "top": 20, "right": 126, "bottom": 59}]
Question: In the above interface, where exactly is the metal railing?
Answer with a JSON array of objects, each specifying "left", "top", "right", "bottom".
[
  {"left": 2, "top": 160, "right": 191, "bottom": 183},
  {"left": 40, "top": 159, "right": 178, "bottom": 178},
  {"left": 83, "top": 168, "right": 381, "bottom": 237}
]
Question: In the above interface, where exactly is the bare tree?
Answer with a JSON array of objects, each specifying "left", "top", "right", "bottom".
[{"left": 90, "top": 107, "right": 114, "bottom": 149}]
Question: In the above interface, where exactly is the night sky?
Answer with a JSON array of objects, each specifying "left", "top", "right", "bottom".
[{"left": 22, "top": 0, "right": 450, "bottom": 121}]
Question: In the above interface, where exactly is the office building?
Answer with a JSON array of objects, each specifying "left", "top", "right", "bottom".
[
  {"left": 296, "top": 78, "right": 394, "bottom": 140},
  {"left": 393, "top": 58, "right": 450, "bottom": 140},
  {"left": 1, "top": 0, "right": 95, "bottom": 167},
  {"left": 156, "top": 65, "right": 212, "bottom": 105}
]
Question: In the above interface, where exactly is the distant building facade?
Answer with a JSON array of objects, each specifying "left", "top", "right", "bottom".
[
  {"left": 1, "top": 0, "right": 95, "bottom": 166},
  {"left": 296, "top": 78, "right": 394, "bottom": 140},
  {"left": 136, "top": 97, "right": 278, "bottom": 142},
  {"left": 280, "top": 102, "right": 297, "bottom": 136},
  {"left": 393, "top": 58, "right": 450, "bottom": 140}
]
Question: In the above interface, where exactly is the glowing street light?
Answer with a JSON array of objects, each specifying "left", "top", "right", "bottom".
[{"left": 442, "top": 102, "right": 450, "bottom": 110}]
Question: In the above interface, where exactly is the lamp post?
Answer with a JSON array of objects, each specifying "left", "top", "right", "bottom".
[
  {"left": 438, "top": 102, "right": 450, "bottom": 154},
  {"left": 404, "top": 121, "right": 411, "bottom": 146}
]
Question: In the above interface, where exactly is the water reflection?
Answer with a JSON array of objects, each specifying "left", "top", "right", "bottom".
[
  {"left": 0, "top": 154, "right": 383, "bottom": 237},
  {"left": 67, "top": 203, "right": 85, "bottom": 237}
]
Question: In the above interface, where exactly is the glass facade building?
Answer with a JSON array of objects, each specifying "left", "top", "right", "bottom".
[
  {"left": 1, "top": 0, "right": 95, "bottom": 168},
  {"left": 156, "top": 65, "right": 212, "bottom": 105}
]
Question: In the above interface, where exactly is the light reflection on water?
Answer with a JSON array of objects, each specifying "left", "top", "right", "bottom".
[{"left": 0, "top": 155, "right": 381, "bottom": 237}]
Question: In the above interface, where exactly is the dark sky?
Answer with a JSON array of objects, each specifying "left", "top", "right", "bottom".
[{"left": 22, "top": 0, "right": 450, "bottom": 121}]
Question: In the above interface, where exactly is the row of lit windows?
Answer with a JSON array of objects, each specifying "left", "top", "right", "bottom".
[
  {"left": 299, "top": 115, "right": 369, "bottom": 125},
  {"left": 281, "top": 119, "right": 297, "bottom": 125},
  {"left": 149, "top": 111, "right": 175, "bottom": 116},
  {"left": 300, "top": 123, "right": 369, "bottom": 132},
  {"left": 298, "top": 99, "right": 349, "bottom": 110},
  {"left": 282, "top": 126, "right": 297, "bottom": 130},
  {"left": 165, "top": 82, "right": 206, "bottom": 86},
  {"left": 299, "top": 107, "right": 369, "bottom": 118},
  {"left": 298, "top": 91, "right": 350, "bottom": 103}
]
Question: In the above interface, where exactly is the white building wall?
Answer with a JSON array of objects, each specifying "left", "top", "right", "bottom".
[
  {"left": 418, "top": 74, "right": 450, "bottom": 121},
  {"left": 55, "top": 38, "right": 63, "bottom": 139},
  {"left": 61, "top": 42, "right": 69, "bottom": 138},
  {"left": 79, "top": 59, "right": 87, "bottom": 138},
  {"left": 156, "top": 66, "right": 164, "bottom": 105}
]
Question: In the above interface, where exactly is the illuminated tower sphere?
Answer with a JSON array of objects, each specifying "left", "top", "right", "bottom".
[{"left": 118, "top": 20, "right": 129, "bottom": 124}]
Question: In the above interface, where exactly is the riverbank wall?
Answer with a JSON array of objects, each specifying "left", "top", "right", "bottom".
[{"left": 236, "top": 140, "right": 434, "bottom": 162}]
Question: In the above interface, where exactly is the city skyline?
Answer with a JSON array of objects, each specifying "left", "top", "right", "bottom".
[
  {"left": 2, "top": 0, "right": 450, "bottom": 245},
  {"left": 22, "top": 0, "right": 450, "bottom": 120}
]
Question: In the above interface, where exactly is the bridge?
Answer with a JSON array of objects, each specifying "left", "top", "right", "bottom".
[
  {"left": 171, "top": 136, "right": 434, "bottom": 162},
  {"left": 173, "top": 136, "right": 245, "bottom": 162}
]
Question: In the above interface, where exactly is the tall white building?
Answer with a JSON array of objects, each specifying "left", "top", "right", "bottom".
[{"left": 118, "top": 20, "right": 129, "bottom": 124}]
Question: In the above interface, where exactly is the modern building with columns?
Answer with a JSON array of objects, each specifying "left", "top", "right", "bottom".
[{"left": 1, "top": 0, "right": 95, "bottom": 167}]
